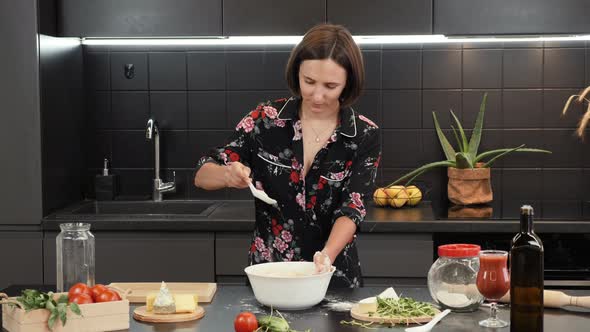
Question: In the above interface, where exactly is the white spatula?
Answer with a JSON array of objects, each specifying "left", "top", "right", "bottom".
[
  {"left": 248, "top": 182, "right": 278, "bottom": 206},
  {"left": 405, "top": 309, "right": 451, "bottom": 332}
]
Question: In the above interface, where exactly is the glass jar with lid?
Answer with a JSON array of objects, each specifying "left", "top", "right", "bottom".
[
  {"left": 56, "top": 223, "right": 95, "bottom": 292},
  {"left": 427, "top": 244, "right": 484, "bottom": 312}
]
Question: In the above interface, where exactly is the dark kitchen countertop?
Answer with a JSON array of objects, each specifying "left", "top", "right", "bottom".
[
  {"left": 42, "top": 199, "right": 590, "bottom": 233},
  {"left": 2, "top": 285, "right": 589, "bottom": 332}
]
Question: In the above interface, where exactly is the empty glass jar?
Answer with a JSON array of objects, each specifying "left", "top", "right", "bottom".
[
  {"left": 427, "top": 244, "right": 484, "bottom": 312},
  {"left": 56, "top": 223, "right": 95, "bottom": 292}
]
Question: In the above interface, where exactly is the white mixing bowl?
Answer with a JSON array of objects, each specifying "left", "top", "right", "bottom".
[{"left": 244, "top": 261, "right": 335, "bottom": 310}]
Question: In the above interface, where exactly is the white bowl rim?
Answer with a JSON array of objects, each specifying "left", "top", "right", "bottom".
[{"left": 244, "top": 261, "right": 336, "bottom": 279}]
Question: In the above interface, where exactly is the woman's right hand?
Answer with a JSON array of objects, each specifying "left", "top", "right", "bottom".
[
  {"left": 224, "top": 162, "right": 251, "bottom": 189},
  {"left": 313, "top": 250, "right": 332, "bottom": 274}
]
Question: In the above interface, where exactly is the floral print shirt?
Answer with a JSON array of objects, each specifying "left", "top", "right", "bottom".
[{"left": 197, "top": 97, "right": 381, "bottom": 288}]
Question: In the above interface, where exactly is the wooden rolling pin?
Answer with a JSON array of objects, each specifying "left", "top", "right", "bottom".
[{"left": 499, "top": 290, "right": 590, "bottom": 309}]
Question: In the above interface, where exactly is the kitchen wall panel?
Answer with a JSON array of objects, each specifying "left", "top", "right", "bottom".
[
  {"left": 462, "top": 90, "right": 502, "bottom": 129},
  {"left": 502, "top": 90, "right": 543, "bottom": 128},
  {"left": 503, "top": 49, "right": 543, "bottom": 88},
  {"left": 462, "top": 50, "right": 502, "bottom": 89},
  {"left": 0, "top": 232, "right": 43, "bottom": 289},
  {"left": 40, "top": 35, "right": 85, "bottom": 215},
  {"left": 187, "top": 52, "right": 226, "bottom": 90},
  {"left": 327, "top": 0, "right": 432, "bottom": 35},
  {"left": 83, "top": 41, "right": 590, "bottom": 206},
  {"left": 422, "top": 90, "right": 462, "bottom": 129},
  {"left": 435, "top": 0, "right": 590, "bottom": 35},
  {"left": 422, "top": 50, "right": 462, "bottom": 89},
  {"left": 382, "top": 50, "right": 421, "bottom": 89},
  {"left": 382, "top": 90, "right": 421, "bottom": 129},
  {"left": 111, "top": 92, "right": 149, "bottom": 129},
  {"left": 149, "top": 53, "right": 187, "bottom": 90},
  {"left": 223, "top": 0, "right": 325, "bottom": 36},
  {"left": 110, "top": 53, "right": 149, "bottom": 90},
  {"left": 1, "top": 0, "right": 42, "bottom": 224},
  {"left": 44, "top": 232, "right": 215, "bottom": 283},
  {"left": 59, "top": 0, "right": 222, "bottom": 37},
  {"left": 86, "top": 52, "right": 109, "bottom": 90}
]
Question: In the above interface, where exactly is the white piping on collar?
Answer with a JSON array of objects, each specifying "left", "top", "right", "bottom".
[
  {"left": 256, "top": 153, "right": 291, "bottom": 168},
  {"left": 276, "top": 97, "right": 358, "bottom": 138},
  {"left": 276, "top": 97, "right": 295, "bottom": 120},
  {"left": 340, "top": 107, "right": 357, "bottom": 138}
]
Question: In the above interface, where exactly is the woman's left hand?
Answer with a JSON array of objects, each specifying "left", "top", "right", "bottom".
[{"left": 313, "top": 250, "right": 332, "bottom": 274}]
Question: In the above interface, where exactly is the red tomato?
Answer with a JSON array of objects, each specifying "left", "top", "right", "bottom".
[
  {"left": 68, "top": 283, "right": 91, "bottom": 300},
  {"left": 69, "top": 293, "right": 94, "bottom": 304},
  {"left": 234, "top": 312, "right": 258, "bottom": 332},
  {"left": 89, "top": 284, "right": 108, "bottom": 301},
  {"left": 95, "top": 290, "right": 121, "bottom": 302}
]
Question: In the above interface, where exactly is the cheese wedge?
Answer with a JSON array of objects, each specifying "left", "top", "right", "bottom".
[
  {"left": 153, "top": 282, "right": 176, "bottom": 314},
  {"left": 357, "top": 287, "right": 400, "bottom": 313},
  {"left": 378, "top": 287, "right": 399, "bottom": 300},
  {"left": 146, "top": 293, "right": 157, "bottom": 312},
  {"left": 147, "top": 293, "right": 198, "bottom": 313},
  {"left": 173, "top": 294, "right": 197, "bottom": 313},
  {"left": 358, "top": 297, "right": 378, "bottom": 313}
]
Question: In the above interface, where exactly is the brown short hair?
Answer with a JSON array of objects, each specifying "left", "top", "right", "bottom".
[{"left": 285, "top": 24, "right": 364, "bottom": 108}]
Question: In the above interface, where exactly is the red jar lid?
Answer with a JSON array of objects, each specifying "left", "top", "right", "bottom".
[{"left": 438, "top": 244, "right": 481, "bottom": 257}]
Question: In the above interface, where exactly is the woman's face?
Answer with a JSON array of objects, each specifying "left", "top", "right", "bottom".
[{"left": 298, "top": 59, "right": 347, "bottom": 114}]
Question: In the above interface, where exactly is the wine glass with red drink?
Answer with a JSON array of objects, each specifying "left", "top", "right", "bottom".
[{"left": 476, "top": 250, "right": 510, "bottom": 328}]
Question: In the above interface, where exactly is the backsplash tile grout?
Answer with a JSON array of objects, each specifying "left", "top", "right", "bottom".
[{"left": 84, "top": 42, "right": 590, "bottom": 201}]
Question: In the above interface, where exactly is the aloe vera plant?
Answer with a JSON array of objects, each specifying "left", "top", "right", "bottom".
[{"left": 388, "top": 93, "right": 551, "bottom": 187}]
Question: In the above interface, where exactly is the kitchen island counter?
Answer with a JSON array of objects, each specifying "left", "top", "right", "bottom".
[{"left": 2, "top": 285, "right": 589, "bottom": 331}]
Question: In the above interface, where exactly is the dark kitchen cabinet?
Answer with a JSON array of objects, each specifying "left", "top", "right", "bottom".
[
  {"left": 215, "top": 232, "right": 251, "bottom": 276},
  {"left": 435, "top": 0, "right": 590, "bottom": 36},
  {"left": 58, "top": 0, "right": 222, "bottom": 37},
  {"left": 223, "top": 0, "right": 325, "bottom": 35},
  {"left": 44, "top": 232, "right": 215, "bottom": 284},
  {"left": 327, "top": 0, "right": 432, "bottom": 35},
  {"left": 0, "top": 232, "right": 43, "bottom": 290},
  {"left": 357, "top": 233, "right": 433, "bottom": 278},
  {"left": 215, "top": 232, "right": 433, "bottom": 282},
  {"left": 3, "top": 0, "right": 87, "bottom": 223},
  {"left": 1, "top": 0, "right": 43, "bottom": 225}
]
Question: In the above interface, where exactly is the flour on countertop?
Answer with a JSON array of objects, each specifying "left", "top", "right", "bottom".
[
  {"left": 322, "top": 295, "right": 355, "bottom": 312},
  {"left": 234, "top": 297, "right": 265, "bottom": 314},
  {"left": 323, "top": 301, "right": 354, "bottom": 311}
]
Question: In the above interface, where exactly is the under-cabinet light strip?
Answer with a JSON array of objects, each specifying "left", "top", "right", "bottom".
[{"left": 81, "top": 34, "right": 590, "bottom": 46}]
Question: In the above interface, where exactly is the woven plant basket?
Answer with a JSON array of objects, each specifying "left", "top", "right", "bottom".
[
  {"left": 447, "top": 164, "right": 492, "bottom": 205},
  {"left": 448, "top": 204, "right": 493, "bottom": 218}
]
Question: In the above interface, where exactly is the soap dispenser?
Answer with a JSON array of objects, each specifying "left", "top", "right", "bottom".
[{"left": 94, "top": 158, "right": 118, "bottom": 200}]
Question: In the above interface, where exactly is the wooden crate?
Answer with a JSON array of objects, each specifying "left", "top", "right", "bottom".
[{"left": 1, "top": 293, "right": 129, "bottom": 332}]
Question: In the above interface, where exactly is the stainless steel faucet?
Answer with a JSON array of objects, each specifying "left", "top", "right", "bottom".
[{"left": 146, "top": 118, "right": 176, "bottom": 202}]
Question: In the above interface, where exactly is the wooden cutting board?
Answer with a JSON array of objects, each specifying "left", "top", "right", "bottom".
[
  {"left": 133, "top": 305, "right": 204, "bottom": 323},
  {"left": 350, "top": 303, "right": 439, "bottom": 325},
  {"left": 108, "top": 283, "right": 217, "bottom": 303}
]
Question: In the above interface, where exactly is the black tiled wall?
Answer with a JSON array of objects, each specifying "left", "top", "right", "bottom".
[{"left": 84, "top": 41, "right": 590, "bottom": 217}]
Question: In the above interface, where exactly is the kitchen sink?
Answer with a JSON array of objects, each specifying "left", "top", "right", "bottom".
[{"left": 69, "top": 201, "right": 220, "bottom": 217}]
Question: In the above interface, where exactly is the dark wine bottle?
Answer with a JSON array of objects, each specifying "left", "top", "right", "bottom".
[{"left": 510, "top": 205, "right": 544, "bottom": 332}]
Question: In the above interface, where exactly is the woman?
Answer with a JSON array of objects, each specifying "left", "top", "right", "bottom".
[{"left": 194, "top": 23, "right": 381, "bottom": 288}]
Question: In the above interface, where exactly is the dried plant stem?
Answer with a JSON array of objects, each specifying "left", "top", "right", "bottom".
[
  {"left": 578, "top": 86, "right": 590, "bottom": 103},
  {"left": 562, "top": 94, "right": 578, "bottom": 115},
  {"left": 340, "top": 320, "right": 379, "bottom": 329},
  {"left": 577, "top": 103, "right": 590, "bottom": 138},
  {"left": 561, "top": 86, "right": 590, "bottom": 138}
]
